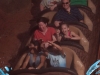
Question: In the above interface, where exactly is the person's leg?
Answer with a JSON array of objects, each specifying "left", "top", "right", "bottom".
[{"left": 13, "top": 53, "right": 27, "bottom": 70}]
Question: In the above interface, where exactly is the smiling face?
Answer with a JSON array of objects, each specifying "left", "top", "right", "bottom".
[
  {"left": 61, "top": 24, "right": 69, "bottom": 35},
  {"left": 38, "top": 22, "right": 47, "bottom": 32},
  {"left": 62, "top": 0, "right": 70, "bottom": 10}
]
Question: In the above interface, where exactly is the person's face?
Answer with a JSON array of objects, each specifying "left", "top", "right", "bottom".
[
  {"left": 29, "top": 43, "right": 35, "bottom": 53},
  {"left": 62, "top": 0, "right": 70, "bottom": 10},
  {"left": 56, "top": 29, "right": 60, "bottom": 34},
  {"left": 61, "top": 24, "right": 69, "bottom": 34},
  {"left": 38, "top": 22, "right": 47, "bottom": 32}
]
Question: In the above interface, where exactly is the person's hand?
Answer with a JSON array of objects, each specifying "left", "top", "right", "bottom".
[
  {"left": 48, "top": 41, "right": 53, "bottom": 44},
  {"left": 56, "top": 29, "right": 60, "bottom": 35},
  {"left": 28, "top": 67, "right": 35, "bottom": 70},
  {"left": 44, "top": 42, "right": 50, "bottom": 48},
  {"left": 41, "top": 42, "right": 49, "bottom": 49},
  {"left": 64, "top": 35, "right": 71, "bottom": 39},
  {"left": 38, "top": 39, "right": 44, "bottom": 44}
]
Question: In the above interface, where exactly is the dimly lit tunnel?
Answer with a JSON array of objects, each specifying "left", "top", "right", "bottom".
[{"left": 0, "top": 0, "right": 100, "bottom": 75}]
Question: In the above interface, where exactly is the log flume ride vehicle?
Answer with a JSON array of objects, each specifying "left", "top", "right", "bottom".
[{"left": 1, "top": 0, "right": 98, "bottom": 75}]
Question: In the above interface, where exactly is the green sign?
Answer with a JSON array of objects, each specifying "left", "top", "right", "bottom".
[{"left": 70, "top": 0, "right": 87, "bottom": 6}]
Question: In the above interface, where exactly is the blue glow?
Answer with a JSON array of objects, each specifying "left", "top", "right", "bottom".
[{"left": 86, "top": 60, "right": 100, "bottom": 75}]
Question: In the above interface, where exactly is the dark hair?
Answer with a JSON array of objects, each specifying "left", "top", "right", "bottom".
[
  {"left": 55, "top": 26, "right": 61, "bottom": 30},
  {"left": 60, "top": 22, "right": 69, "bottom": 28},
  {"left": 29, "top": 47, "right": 39, "bottom": 54},
  {"left": 61, "top": 0, "right": 71, "bottom": 2},
  {"left": 37, "top": 17, "right": 49, "bottom": 24},
  {"left": 47, "top": 41, "right": 61, "bottom": 51},
  {"left": 28, "top": 43, "right": 39, "bottom": 54},
  {"left": 29, "top": 47, "right": 37, "bottom": 51}
]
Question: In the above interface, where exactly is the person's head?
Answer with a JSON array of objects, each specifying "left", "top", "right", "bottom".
[
  {"left": 40, "top": 42, "right": 50, "bottom": 50},
  {"left": 37, "top": 17, "right": 49, "bottom": 32},
  {"left": 28, "top": 43, "right": 37, "bottom": 54},
  {"left": 61, "top": 0, "right": 70, "bottom": 10},
  {"left": 50, "top": 42, "right": 61, "bottom": 54},
  {"left": 61, "top": 22, "right": 69, "bottom": 35},
  {"left": 55, "top": 27, "right": 61, "bottom": 35}
]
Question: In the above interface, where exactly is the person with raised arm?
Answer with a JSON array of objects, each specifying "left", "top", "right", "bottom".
[{"left": 41, "top": 41, "right": 66, "bottom": 67}]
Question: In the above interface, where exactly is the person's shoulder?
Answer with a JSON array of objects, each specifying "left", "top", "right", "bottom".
[
  {"left": 34, "top": 29, "right": 39, "bottom": 33},
  {"left": 56, "top": 8, "right": 65, "bottom": 12},
  {"left": 59, "top": 8, "right": 65, "bottom": 11},
  {"left": 48, "top": 52, "right": 54, "bottom": 56},
  {"left": 71, "top": 6, "right": 79, "bottom": 10}
]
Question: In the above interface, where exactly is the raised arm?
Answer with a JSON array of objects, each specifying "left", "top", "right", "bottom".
[
  {"left": 70, "top": 31, "right": 81, "bottom": 40},
  {"left": 48, "top": 41, "right": 64, "bottom": 55}
]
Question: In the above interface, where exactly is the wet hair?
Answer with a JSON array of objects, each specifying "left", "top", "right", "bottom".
[{"left": 37, "top": 17, "right": 49, "bottom": 24}]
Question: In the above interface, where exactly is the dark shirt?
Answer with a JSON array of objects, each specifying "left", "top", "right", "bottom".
[
  {"left": 61, "top": 34, "right": 80, "bottom": 43},
  {"left": 54, "top": 6, "right": 84, "bottom": 22}
]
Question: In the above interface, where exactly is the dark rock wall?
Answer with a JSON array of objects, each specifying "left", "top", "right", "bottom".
[
  {"left": 0, "top": 0, "right": 30, "bottom": 13},
  {"left": 0, "top": 0, "right": 32, "bottom": 68}
]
